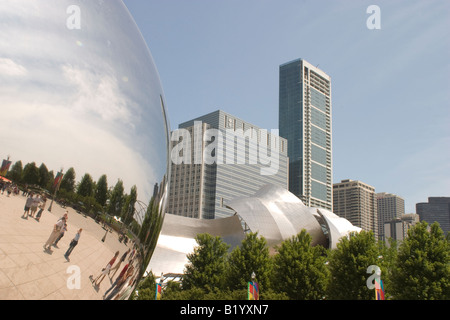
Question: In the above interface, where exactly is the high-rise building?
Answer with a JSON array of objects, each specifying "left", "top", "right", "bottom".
[
  {"left": 383, "top": 214, "right": 419, "bottom": 245},
  {"left": 377, "top": 192, "right": 405, "bottom": 241},
  {"left": 416, "top": 197, "right": 450, "bottom": 235},
  {"left": 279, "top": 58, "right": 332, "bottom": 210},
  {"left": 168, "top": 110, "right": 289, "bottom": 219},
  {"left": 333, "top": 179, "right": 378, "bottom": 238}
]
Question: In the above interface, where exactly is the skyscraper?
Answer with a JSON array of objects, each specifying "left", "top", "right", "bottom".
[
  {"left": 168, "top": 110, "right": 289, "bottom": 219},
  {"left": 333, "top": 179, "right": 378, "bottom": 238},
  {"left": 279, "top": 59, "right": 332, "bottom": 210},
  {"left": 377, "top": 192, "right": 405, "bottom": 241},
  {"left": 416, "top": 197, "right": 450, "bottom": 235}
]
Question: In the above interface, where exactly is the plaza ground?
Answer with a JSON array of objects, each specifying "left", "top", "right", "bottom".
[{"left": 0, "top": 191, "right": 130, "bottom": 300}]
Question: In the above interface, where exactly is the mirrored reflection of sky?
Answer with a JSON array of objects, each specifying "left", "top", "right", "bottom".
[
  {"left": 123, "top": 0, "right": 450, "bottom": 213},
  {"left": 0, "top": 0, "right": 168, "bottom": 204}
]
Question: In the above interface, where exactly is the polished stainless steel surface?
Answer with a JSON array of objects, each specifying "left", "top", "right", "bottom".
[
  {"left": 316, "top": 208, "right": 362, "bottom": 249},
  {"left": 146, "top": 213, "right": 245, "bottom": 276},
  {"left": 227, "top": 184, "right": 361, "bottom": 249},
  {"left": 0, "top": 0, "right": 169, "bottom": 299}
]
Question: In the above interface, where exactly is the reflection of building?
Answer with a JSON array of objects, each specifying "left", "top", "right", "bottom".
[
  {"left": 168, "top": 110, "right": 289, "bottom": 219},
  {"left": 149, "top": 184, "right": 361, "bottom": 275},
  {"left": 333, "top": 179, "right": 378, "bottom": 238},
  {"left": 279, "top": 59, "right": 333, "bottom": 210},
  {"left": 416, "top": 197, "right": 450, "bottom": 235},
  {"left": 377, "top": 192, "right": 405, "bottom": 241}
]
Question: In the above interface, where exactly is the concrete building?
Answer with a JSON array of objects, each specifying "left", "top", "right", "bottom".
[
  {"left": 333, "top": 179, "right": 378, "bottom": 238},
  {"left": 384, "top": 214, "right": 419, "bottom": 245},
  {"left": 279, "top": 59, "right": 333, "bottom": 210},
  {"left": 168, "top": 110, "right": 289, "bottom": 219},
  {"left": 377, "top": 192, "right": 405, "bottom": 241},
  {"left": 416, "top": 197, "right": 450, "bottom": 235}
]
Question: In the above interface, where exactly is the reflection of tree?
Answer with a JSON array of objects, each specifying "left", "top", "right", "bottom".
[
  {"left": 95, "top": 174, "right": 108, "bottom": 207},
  {"left": 60, "top": 167, "right": 76, "bottom": 193},
  {"left": 107, "top": 179, "right": 124, "bottom": 216}
]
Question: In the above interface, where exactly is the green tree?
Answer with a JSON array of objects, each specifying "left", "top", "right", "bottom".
[
  {"left": 22, "top": 162, "right": 40, "bottom": 185},
  {"left": 107, "top": 179, "right": 124, "bottom": 216},
  {"left": 183, "top": 233, "right": 230, "bottom": 292},
  {"left": 60, "top": 167, "right": 76, "bottom": 193},
  {"left": 389, "top": 221, "right": 450, "bottom": 300},
  {"left": 95, "top": 174, "right": 108, "bottom": 207},
  {"left": 77, "top": 173, "right": 94, "bottom": 197},
  {"left": 227, "top": 232, "right": 273, "bottom": 293},
  {"left": 6, "top": 160, "right": 22, "bottom": 182},
  {"left": 272, "top": 230, "right": 329, "bottom": 300},
  {"left": 327, "top": 230, "right": 382, "bottom": 300}
]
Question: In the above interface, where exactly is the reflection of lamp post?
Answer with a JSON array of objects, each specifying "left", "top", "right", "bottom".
[
  {"left": 102, "top": 228, "right": 108, "bottom": 242},
  {"left": 48, "top": 168, "right": 63, "bottom": 212}
]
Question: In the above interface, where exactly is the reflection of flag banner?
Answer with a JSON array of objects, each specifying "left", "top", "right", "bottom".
[
  {"left": 53, "top": 171, "right": 63, "bottom": 189},
  {"left": 155, "top": 283, "right": 162, "bottom": 300},
  {"left": 375, "top": 278, "right": 385, "bottom": 300},
  {"left": 248, "top": 281, "right": 259, "bottom": 300},
  {"left": 0, "top": 160, "right": 12, "bottom": 176}
]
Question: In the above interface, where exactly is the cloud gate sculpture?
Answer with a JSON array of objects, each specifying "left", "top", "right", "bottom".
[
  {"left": 0, "top": 1, "right": 169, "bottom": 299},
  {"left": 147, "top": 184, "right": 361, "bottom": 276}
]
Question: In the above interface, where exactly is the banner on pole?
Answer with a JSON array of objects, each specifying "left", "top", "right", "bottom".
[
  {"left": 375, "top": 278, "right": 385, "bottom": 300},
  {"left": 155, "top": 283, "right": 162, "bottom": 300},
  {"left": 0, "top": 159, "right": 12, "bottom": 176},
  {"left": 248, "top": 281, "right": 259, "bottom": 300}
]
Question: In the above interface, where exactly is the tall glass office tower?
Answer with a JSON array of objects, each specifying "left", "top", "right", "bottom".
[
  {"left": 279, "top": 59, "right": 333, "bottom": 210},
  {"left": 168, "top": 110, "right": 289, "bottom": 219}
]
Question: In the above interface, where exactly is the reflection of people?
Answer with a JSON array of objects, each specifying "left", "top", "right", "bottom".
[
  {"left": 109, "top": 249, "right": 130, "bottom": 278},
  {"left": 91, "top": 251, "right": 119, "bottom": 287},
  {"left": 103, "top": 263, "right": 129, "bottom": 298},
  {"left": 35, "top": 196, "right": 47, "bottom": 222},
  {"left": 64, "top": 229, "right": 82, "bottom": 260},
  {"left": 104, "top": 264, "right": 134, "bottom": 300},
  {"left": 43, "top": 214, "right": 67, "bottom": 251},
  {"left": 22, "top": 193, "right": 34, "bottom": 219},
  {"left": 53, "top": 222, "right": 67, "bottom": 247},
  {"left": 30, "top": 195, "right": 40, "bottom": 217}
]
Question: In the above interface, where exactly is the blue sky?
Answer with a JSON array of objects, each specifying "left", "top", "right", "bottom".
[{"left": 122, "top": 0, "right": 450, "bottom": 213}]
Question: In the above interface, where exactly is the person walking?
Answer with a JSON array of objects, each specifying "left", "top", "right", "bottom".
[
  {"left": 64, "top": 229, "right": 82, "bottom": 261},
  {"left": 22, "top": 193, "right": 34, "bottom": 219},
  {"left": 43, "top": 214, "right": 67, "bottom": 251},
  {"left": 91, "top": 251, "right": 119, "bottom": 287}
]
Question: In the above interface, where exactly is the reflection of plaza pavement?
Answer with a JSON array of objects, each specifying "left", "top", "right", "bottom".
[{"left": 0, "top": 193, "right": 130, "bottom": 300}]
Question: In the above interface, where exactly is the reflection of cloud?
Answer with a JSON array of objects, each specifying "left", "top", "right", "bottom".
[
  {"left": 62, "top": 65, "right": 133, "bottom": 126},
  {"left": 0, "top": 58, "right": 27, "bottom": 76},
  {"left": 0, "top": 0, "right": 168, "bottom": 204}
]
